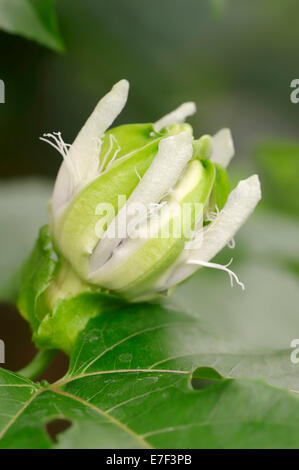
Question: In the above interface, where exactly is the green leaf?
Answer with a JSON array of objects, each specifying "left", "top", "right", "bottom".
[
  {"left": 0, "top": 0, "right": 64, "bottom": 52},
  {"left": 65, "top": 302, "right": 299, "bottom": 394},
  {"left": 255, "top": 139, "right": 299, "bottom": 218},
  {"left": 193, "top": 366, "right": 223, "bottom": 381},
  {"left": 2, "top": 304, "right": 299, "bottom": 448}
]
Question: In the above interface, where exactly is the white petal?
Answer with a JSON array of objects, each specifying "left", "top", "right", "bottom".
[
  {"left": 210, "top": 128, "right": 234, "bottom": 168},
  {"left": 89, "top": 130, "right": 194, "bottom": 274},
  {"left": 157, "top": 174, "right": 261, "bottom": 289},
  {"left": 153, "top": 102, "right": 196, "bottom": 132},
  {"left": 51, "top": 163, "right": 73, "bottom": 219},
  {"left": 52, "top": 79, "right": 129, "bottom": 214}
]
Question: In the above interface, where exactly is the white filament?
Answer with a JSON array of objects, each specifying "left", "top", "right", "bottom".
[
  {"left": 40, "top": 132, "right": 78, "bottom": 181},
  {"left": 134, "top": 166, "right": 142, "bottom": 181},
  {"left": 99, "top": 134, "right": 121, "bottom": 173},
  {"left": 227, "top": 237, "right": 236, "bottom": 249},
  {"left": 205, "top": 205, "right": 220, "bottom": 223},
  {"left": 187, "top": 257, "right": 245, "bottom": 290}
]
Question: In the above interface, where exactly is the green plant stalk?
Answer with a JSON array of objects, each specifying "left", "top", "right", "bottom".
[{"left": 17, "top": 349, "right": 57, "bottom": 380}]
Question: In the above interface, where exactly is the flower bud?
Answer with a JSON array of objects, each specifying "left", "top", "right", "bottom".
[{"left": 18, "top": 80, "right": 261, "bottom": 352}]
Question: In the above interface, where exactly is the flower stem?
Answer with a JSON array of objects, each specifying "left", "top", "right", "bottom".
[{"left": 17, "top": 349, "right": 57, "bottom": 380}]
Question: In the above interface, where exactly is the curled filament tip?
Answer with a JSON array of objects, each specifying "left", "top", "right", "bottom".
[
  {"left": 187, "top": 257, "right": 245, "bottom": 290},
  {"left": 39, "top": 132, "right": 80, "bottom": 182}
]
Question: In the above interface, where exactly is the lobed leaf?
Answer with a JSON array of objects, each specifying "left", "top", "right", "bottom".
[{"left": 1, "top": 304, "right": 299, "bottom": 448}]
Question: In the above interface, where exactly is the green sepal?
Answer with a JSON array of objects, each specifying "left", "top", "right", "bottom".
[
  {"left": 192, "top": 135, "right": 212, "bottom": 160},
  {"left": 34, "top": 291, "right": 123, "bottom": 354},
  {"left": 17, "top": 225, "right": 123, "bottom": 354},
  {"left": 208, "top": 163, "right": 230, "bottom": 215},
  {"left": 99, "top": 123, "right": 167, "bottom": 170},
  {"left": 215, "top": 163, "right": 230, "bottom": 210},
  {"left": 17, "top": 225, "right": 58, "bottom": 331}
]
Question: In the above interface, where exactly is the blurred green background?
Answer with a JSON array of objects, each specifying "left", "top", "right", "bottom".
[{"left": 0, "top": 0, "right": 298, "bottom": 378}]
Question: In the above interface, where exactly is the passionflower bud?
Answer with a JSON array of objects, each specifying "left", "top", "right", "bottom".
[{"left": 18, "top": 80, "right": 261, "bottom": 353}]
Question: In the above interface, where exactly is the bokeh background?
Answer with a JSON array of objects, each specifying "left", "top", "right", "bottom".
[{"left": 0, "top": 0, "right": 298, "bottom": 379}]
